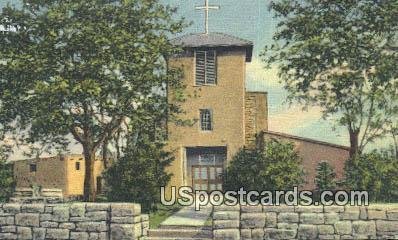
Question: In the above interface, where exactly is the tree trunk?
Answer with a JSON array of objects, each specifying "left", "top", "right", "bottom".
[
  {"left": 115, "top": 130, "right": 121, "bottom": 160},
  {"left": 83, "top": 147, "right": 96, "bottom": 202},
  {"left": 102, "top": 139, "right": 109, "bottom": 169},
  {"left": 349, "top": 129, "right": 360, "bottom": 158},
  {"left": 392, "top": 133, "right": 398, "bottom": 160}
]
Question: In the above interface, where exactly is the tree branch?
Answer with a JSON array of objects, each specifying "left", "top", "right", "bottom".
[{"left": 70, "top": 125, "right": 84, "bottom": 144}]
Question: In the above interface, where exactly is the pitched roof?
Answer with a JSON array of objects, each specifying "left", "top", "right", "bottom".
[
  {"left": 263, "top": 131, "right": 351, "bottom": 151},
  {"left": 171, "top": 32, "right": 253, "bottom": 62}
]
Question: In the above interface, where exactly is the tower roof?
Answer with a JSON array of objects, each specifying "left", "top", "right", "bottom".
[{"left": 171, "top": 32, "right": 254, "bottom": 62}]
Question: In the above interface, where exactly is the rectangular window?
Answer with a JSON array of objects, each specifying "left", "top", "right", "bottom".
[
  {"left": 200, "top": 109, "right": 213, "bottom": 131},
  {"left": 30, "top": 164, "right": 37, "bottom": 173},
  {"left": 75, "top": 162, "right": 81, "bottom": 171},
  {"left": 195, "top": 50, "right": 217, "bottom": 85}
]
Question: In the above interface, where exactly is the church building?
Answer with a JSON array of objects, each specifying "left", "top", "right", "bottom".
[
  {"left": 167, "top": 32, "right": 267, "bottom": 191},
  {"left": 165, "top": 1, "right": 350, "bottom": 192}
]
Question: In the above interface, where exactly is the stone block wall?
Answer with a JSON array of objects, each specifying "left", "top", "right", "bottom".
[
  {"left": 0, "top": 202, "right": 148, "bottom": 240},
  {"left": 244, "top": 92, "right": 268, "bottom": 147},
  {"left": 213, "top": 204, "right": 398, "bottom": 239}
]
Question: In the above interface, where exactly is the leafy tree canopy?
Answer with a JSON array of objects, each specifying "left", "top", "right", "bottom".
[
  {"left": 0, "top": 0, "right": 185, "bottom": 200},
  {"left": 263, "top": 0, "right": 398, "bottom": 156}
]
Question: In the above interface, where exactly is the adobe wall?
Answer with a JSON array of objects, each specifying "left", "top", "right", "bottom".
[
  {"left": 167, "top": 49, "right": 247, "bottom": 189},
  {"left": 263, "top": 132, "right": 350, "bottom": 190},
  {"left": 65, "top": 156, "right": 104, "bottom": 196},
  {"left": 13, "top": 155, "right": 105, "bottom": 197},
  {"left": 212, "top": 204, "right": 398, "bottom": 240},
  {"left": 0, "top": 202, "right": 148, "bottom": 240},
  {"left": 13, "top": 156, "right": 68, "bottom": 195}
]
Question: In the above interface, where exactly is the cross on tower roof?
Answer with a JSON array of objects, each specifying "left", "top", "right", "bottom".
[{"left": 195, "top": 0, "right": 220, "bottom": 35}]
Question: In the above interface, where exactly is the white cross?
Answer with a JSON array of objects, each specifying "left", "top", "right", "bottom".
[{"left": 195, "top": 0, "right": 220, "bottom": 35}]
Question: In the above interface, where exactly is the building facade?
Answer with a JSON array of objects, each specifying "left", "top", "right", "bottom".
[
  {"left": 263, "top": 131, "right": 350, "bottom": 189},
  {"left": 166, "top": 32, "right": 350, "bottom": 192},
  {"left": 166, "top": 33, "right": 268, "bottom": 192},
  {"left": 13, "top": 154, "right": 104, "bottom": 197}
]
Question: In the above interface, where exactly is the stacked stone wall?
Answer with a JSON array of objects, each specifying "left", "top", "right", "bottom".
[
  {"left": 213, "top": 204, "right": 398, "bottom": 239},
  {"left": 0, "top": 202, "right": 148, "bottom": 240}
]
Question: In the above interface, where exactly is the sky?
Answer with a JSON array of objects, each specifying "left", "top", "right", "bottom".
[
  {"left": 2, "top": 0, "right": 390, "bottom": 159},
  {"left": 159, "top": 0, "right": 350, "bottom": 145}
]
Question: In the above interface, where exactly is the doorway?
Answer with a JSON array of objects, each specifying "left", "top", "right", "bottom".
[{"left": 186, "top": 147, "right": 226, "bottom": 192}]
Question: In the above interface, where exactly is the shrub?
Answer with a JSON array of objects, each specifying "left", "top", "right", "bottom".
[
  {"left": 224, "top": 139, "right": 305, "bottom": 192},
  {"left": 104, "top": 135, "right": 173, "bottom": 212},
  {"left": 315, "top": 161, "right": 337, "bottom": 192},
  {"left": 0, "top": 150, "right": 14, "bottom": 202},
  {"left": 344, "top": 151, "right": 398, "bottom": 202}
]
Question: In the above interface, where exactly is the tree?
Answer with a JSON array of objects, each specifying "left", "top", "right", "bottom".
[
  {"left": 104, "top": 125, "right": 173, "bottom": 212},
  {"left": 224, "top": 139, "right": 305, "bottom": 192},
  {"left": 0, "top": 148, "right": 14, "bottom": 202},
  {"left": 0, "top": 0, "right": 184, "bottom": 201},
  {"left": 345, "top": 151, "right": 398, "bottom": 202},
  {"left": 314, "top": 161, "right": 337, "bottom": 192},
  {"left": 392, "top": 129, "right": 398, "bottom": 160},
  {"left": 263, "top": 1, "right": 398, "bottom": 157}
]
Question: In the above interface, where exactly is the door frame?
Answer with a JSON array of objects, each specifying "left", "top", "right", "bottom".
[{"left": 191, "top": 164, "right": 223, "bottom": 192}]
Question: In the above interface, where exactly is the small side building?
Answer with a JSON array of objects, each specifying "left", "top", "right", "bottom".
[
  {"left": 263, "top": 131, "right": 350, "bottom": 190},
  {"left": 13, "top": 154, "right": 104, "bottom": 197}
]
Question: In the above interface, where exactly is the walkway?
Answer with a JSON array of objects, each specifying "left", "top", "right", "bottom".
[{"left": 160, "top": 205, "right": 212, "bottom": 228}]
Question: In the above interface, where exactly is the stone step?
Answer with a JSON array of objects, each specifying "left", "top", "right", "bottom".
[
  {"left": 148, "top": 228, "right": 212, "bottom": 239},
  {"left": 158, "top": 225, "right": 212, "bottom": 230},
  {"left": 144, "top": 238, "right": 212, "bottom": 240}
]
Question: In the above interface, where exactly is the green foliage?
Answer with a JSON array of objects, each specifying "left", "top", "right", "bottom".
[
  {"left": 224, "top": 139, "right": 305, "bottom": 192},
  {"left": 0, "top": 149, "right": 14, "bottom": 202},
  {"left": 315, "top": 161, "right": 337, "bottom": 192},
  {"left": 0, "top": 0, "right": 185, "bottom": 200},
  {"left": 345, "top": 151, "right": 398, "bottom": 202},
  {"left": 263, "top": 1, "right": 398, "bottom": 156},
  {"left": 104, "top": 133, "right": 173, "bottom": 212},
  {"left": 149, "top": 204, "right": 181, "bottom": 228}
]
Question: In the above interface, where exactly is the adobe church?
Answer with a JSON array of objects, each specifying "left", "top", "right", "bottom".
[
  {"left": 166, "top": 1, "right": 350, "bottom": 192},
  {"left": 11, "top": 1, "right": 350, "bottom": 197}
]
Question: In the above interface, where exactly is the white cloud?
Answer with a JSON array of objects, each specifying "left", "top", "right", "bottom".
[
  {"left": 269, "top": 105, "right": 324, "bottom": 133},
  {"left": 246, "top": 58, "right": 283, "bottom": 91}
]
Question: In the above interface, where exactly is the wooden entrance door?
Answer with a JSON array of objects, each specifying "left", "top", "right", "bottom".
[{"left": 192, "top": 165, "right": 223, "bottom": 191}]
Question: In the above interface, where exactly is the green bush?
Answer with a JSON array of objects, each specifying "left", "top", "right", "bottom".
[
  {"left": 315, "top": 161, "right": 337, "bottom": 192},
  {"left": 224, "top": 139, "right": 305, "bottom": 192},
  {"left": 104, "top": 135, "right": 173, "bottom": 212},
  {"left": 344, "top": 151, "right": 398, "bottom": 202},
  {"left": 0, "top": 150, "right": 14, "bottom": 202}
]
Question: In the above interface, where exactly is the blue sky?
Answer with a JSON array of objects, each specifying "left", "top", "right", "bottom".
[
  {"left": 161, "top": 0, "right": 350, "bottom": 146},
  {"left": 3, "top": 0, "right": 376, "bottom": 159}
]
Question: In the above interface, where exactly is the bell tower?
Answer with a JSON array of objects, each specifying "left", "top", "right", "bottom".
[{"left": 166, "top": 1, "right": 267, "bottom": 192}]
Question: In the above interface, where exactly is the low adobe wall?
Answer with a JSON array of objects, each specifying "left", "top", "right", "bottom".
[
  {"left": 0, "top": 202, "right": 148, "bottom": 240},
  {"left": 212, "top": 204, "right": 398, "bottom": 240}
]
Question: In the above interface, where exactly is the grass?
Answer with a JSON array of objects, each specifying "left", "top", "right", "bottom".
[
  {"left": 149, "top": 204, "right": 182, "bottom": 229},
  {"left": 203, "top": 216, "right": 213, "bottom": 227}
]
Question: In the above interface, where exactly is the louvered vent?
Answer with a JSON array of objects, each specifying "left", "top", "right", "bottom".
[
  {"left": 206, "top": 50, "right": 216, "bottom": 84},
  {"left": 195, "top": 51, "right": 206, "bottom": 85},
  {"left": 195, "top": 50, "right": 217, "bottom": 85}
]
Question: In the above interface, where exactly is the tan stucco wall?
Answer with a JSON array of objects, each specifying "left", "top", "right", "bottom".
[
  {"left": 64, "top": 155, "right": 104, "bottom": 196},
  {"left": 245, "top": 92, "right": 268, "bottom": 146},
  {"left": 14, "top": 154, "right": 105, "bottom": 197},
  {"left": 14, "top": 156, "right": 68, "bottom": 194},
  {"left": 264, "top": 132, "right": 350, "bottom": 190},
  {"left": 167, "top": 49, "right": 248, "bottom": 190}
]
